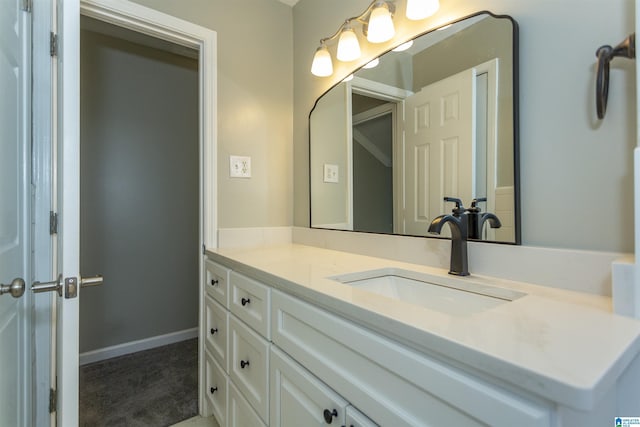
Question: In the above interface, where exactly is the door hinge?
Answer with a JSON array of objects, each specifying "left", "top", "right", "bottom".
[
  {"left": 49, "top": 211, "right": 58, "bottom": 235},
  {"left": 20, "top": 0, "right": 32, "bottom": 12},
  {"left": 49, "top": 388, "right": 57, "bottom": 413},
  {"left": 50, "top": 32, "right": 58, "bottom": 57},
  {"left": 202, "top": 244, "right": 206, "bottom": 255}
]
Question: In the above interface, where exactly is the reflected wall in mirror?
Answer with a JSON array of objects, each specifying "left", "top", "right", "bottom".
[{"left": 310, "top": 12, "right": 519, "bottom": 244}]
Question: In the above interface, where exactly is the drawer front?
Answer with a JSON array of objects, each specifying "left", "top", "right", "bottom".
[
  {"left": 229, "top": 271, "right": 270, "bottom": 339},
  {"left": 271, "top": 290, "right": 552, "bottom": 427},
  {"left": 204, "top": 349, "right": 228, "bottom": 427},
  {"left": 228, "top": 381, "right": 267, "bottom": 427},
  {"left": 346, "top": 405, "right": 378, "bottom": 427},
  {"left": 205, "top": 259, "right": 230, "bottom": 307},
  {"left": 229, "top": 314, "right": 270, "bottom": 422},
  {"left": 204, "top": 294, "right": 228, "bottom": 372},
  {"left": 270, "top": 346, "right": 347, "bottom": 427}
]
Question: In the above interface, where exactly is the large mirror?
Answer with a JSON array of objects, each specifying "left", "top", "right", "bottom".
[{"left": 310, "top": 12, "right": 520, "bottom": 243}]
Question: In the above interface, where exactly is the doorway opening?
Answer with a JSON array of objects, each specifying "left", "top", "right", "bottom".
[{"left": 78, "top": 16, "right": 199, "bottom": 425}]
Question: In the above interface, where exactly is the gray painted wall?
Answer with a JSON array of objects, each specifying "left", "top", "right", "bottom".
[
  {"left": 79, "top": 29, "right": 199, "bottom": 352},
  {"left": 131, "top": 0, "right": 294, "bottom": 230}
]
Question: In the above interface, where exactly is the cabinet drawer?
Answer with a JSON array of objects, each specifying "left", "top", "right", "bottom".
[
  {"left": 204, "top": 294, "right": 228, "bottom": 372},
  {"left": 229, "top": 314, "right": 270, "bottom": 422},
  {"left": 229, "top": 271, "right": 270, "bottom": 339},
  {"left": 204, "top": 349, "right": 228, "bottom": 427},
  {"left": 270, "top": 346, "right": 347, "bottom": 427},
  {"left": 204, "top": 260, "right": 230, "bottom": 307},
  {"left": 346, "top": 405, "right": 378, "bottom": 427},
  {"left": 271, "top": 290, "right": 552, "bottom": 427},
  {"left": 228, "top": 381, "right": 267, "bottom": 427}
]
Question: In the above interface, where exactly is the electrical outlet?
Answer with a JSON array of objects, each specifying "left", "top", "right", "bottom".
[
  {"left": 323, "top": 164, "right": 339, "bottom": 183},
  {"left": 230, "top": 155, "right": 251, "bottom": 178}
]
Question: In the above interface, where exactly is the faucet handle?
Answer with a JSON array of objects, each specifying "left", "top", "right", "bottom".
[
  {"left": 444, "top": 197, "right": 465, "bottom": 214},
  {"left": 468, "top": 197, "right": 487, "bottom": 212}
]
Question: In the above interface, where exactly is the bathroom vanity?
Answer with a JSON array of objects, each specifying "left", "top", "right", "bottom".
[{"left": 200, "top": 244, "right": 640, "bottom": 427}]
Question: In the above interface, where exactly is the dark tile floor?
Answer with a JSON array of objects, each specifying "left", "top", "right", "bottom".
[{"left": 79, "top": 338, "right": 198, "bottom": 427}]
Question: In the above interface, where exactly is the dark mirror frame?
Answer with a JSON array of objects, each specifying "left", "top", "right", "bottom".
[{"left": 309, "top": 11, "right": 520, "bottom": 245}]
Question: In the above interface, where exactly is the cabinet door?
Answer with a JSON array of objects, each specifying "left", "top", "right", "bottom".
[
  {"left": 205, "top": 259, "right": 230, "bottom": 307},
  {"left": 204, "top": 350, "right": 228, "bottom": 426},
  {"left": 229, "top": 315, "right": 270, "bottom": 422},
  {"left": 204, "top": 294, "right": 228, "bottom": 371},
  {"left": 228, "top": 381, "right": 267, "bottom": 427},
  {"left": 270, "top": 346, "right": 347, "bottom": 427},
  {"left": 345, "top": 405, "right": 378, "bottom": 427},
  {"left": 229, "top": 271, "right": 270, "bottom": 339}
]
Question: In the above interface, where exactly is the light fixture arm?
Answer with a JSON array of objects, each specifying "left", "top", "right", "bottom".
[{"left": 316, "top": 1, "right": 396, "bottom": 46}]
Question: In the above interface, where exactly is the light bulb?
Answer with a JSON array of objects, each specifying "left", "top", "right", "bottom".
[
  {"left": 337, "top": 27, "right": 361, "bottom": 62},
  {"left": 367, "top": 2, "right": 395, "bottom": 43},
  {"left": 311, "top": 45, "right": 333, "bottom": 77},
  {"left": 392, "top": 40, "right": 414, "bottom": 52},
  {"left": 363, "top": 58, "right": 379, "bottom": 69},
  {"left": 406, "top": 0, "right": 440, "bottom": 20}
]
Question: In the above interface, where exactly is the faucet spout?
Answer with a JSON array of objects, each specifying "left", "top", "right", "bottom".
[
  {"left": 428, "top": 214, "right": 469, "bottom": 276},
  {"left": 479, "top": 212, "right": 501, "bottom": 229}
]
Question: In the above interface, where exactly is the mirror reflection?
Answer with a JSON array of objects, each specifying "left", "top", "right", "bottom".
[{"left": 310, "top": 12, "right": 519, "bottom": 243}]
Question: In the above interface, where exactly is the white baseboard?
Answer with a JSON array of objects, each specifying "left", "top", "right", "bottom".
[{"left": 79, "top": 327, "right": 198, "bottom": 366}]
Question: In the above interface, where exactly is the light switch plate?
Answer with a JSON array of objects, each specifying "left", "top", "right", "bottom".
[
  {"left": 230, "top": 155, "right": 251, "bottom": 178},
  {"left": 323, "top": 164, "right": 339, "bottom": 183}
]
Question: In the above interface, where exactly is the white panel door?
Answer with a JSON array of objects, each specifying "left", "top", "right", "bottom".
[
  {"left": 404, "top": 68, "right": 475, "bottom": 236},
  {"left": 0, "top": 0, "right": 31, "bottom": 425},
  {"left": 55, "top": 0, "right": 81, "bottom": 425}
]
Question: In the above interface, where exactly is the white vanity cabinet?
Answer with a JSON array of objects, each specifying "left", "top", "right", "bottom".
[
  {"left": 270, "top": 345, "right": 348, "bottom": 426},
  {"left": 204, "top": 349, "right": 228, "bottom": 426},
  {"left": 204, "top": 259, "right": 229, "bottom": 306},
  {"left": 345, "top": 406, "right": 378, "bottom": 427},
  {"left": 202, "top": 259, "right": 271, "bottom": 426},
  {"left": 203, "top": 256, "right": 555, "bottom": 427},
  {"left": 228, "top": 381, "right": 268, "bottom": 427},
  {"left": 270, "top": 289, "right": 552, "bottom": 427}
]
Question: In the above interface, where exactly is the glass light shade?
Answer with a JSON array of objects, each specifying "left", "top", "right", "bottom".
[
  {"left": 337, "top": 28, "right": 361, "bottom": 62},
  {"left": 342, "top": 74, "right": 354, "bottom": 82},
  {"left": 367, "top": 2, "right": 395, "bottom": 43},
  {"left": 363, "top": 58, "right": 380, "bottom": 69},
  {"left": 311, "top": 46, "right": 333, "bottom": 77},
  {"left": 406, "top": 0, "right": 440, "bottom": 20},
  {"left": 392, "top": 40, "right": 414, "bottom": 52}
]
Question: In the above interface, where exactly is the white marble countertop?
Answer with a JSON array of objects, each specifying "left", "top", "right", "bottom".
[{"left": 207, "top": 243, "right": 640, "bottom": 411}]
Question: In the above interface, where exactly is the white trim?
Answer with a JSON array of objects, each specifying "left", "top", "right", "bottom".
[
  {"left": 351, "top": 76, "right": 413, "bottom": 101},
  {"left": 80, "top": 0, "right": 218, "bottom": 252},
  {"left": 78, "top": 0, "right": 217, "bottom": 418},
  {"left": 79, "top": 328, "right": 198, "bottom": 366}
]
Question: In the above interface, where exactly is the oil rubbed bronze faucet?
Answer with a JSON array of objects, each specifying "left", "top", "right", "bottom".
[
  {"left": 466, "top": 198, "right": 502, "bottom": 240},
  {"left": 428, "top": 211, "right": 469, "bottom": 276}
]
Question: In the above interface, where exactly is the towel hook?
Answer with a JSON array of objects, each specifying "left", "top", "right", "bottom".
[{"left": 595, "top": 33, "right": 635, "bottom": 120}]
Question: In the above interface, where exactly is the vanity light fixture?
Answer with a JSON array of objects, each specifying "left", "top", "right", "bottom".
[
  {"left": 311, "top": 44, "right": 333, "bottom": 77},
  {"left": 406, "top": 0, "right": 440, "bottom": 20},
  {"left": 311, "top": 0, "right": 402, "bottom": 77},
  {"left": 367, "top": 2, "right": 396, "bottom": 43},
  {"left": 337, "top": 24, "right": 362, "bottom": 62}
]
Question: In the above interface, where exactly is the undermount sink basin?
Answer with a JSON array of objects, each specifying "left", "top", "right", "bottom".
[{"left": 330, "top": 268, "right": 526, "bottom": 316}]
